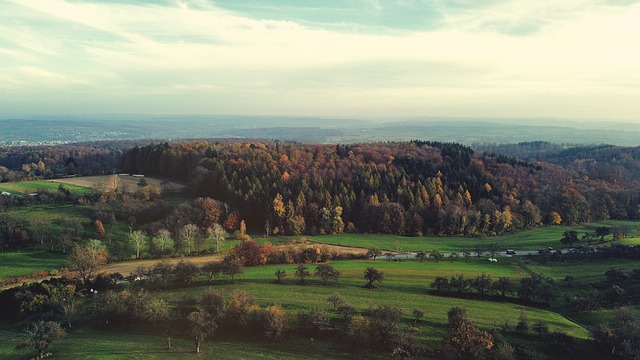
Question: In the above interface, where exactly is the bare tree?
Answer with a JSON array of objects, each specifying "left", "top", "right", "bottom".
[
  {"left": 207, "top": 223, "right": 227, "bottom": 254},
  {"left": 130, "top": 230, "right": 146, "bottom": 259},
  {"left": 68, "top": 241, "right": 108, "bottom": 286}
]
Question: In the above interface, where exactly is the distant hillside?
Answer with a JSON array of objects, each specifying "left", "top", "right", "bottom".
[{"left": 2, "top": 116, "right": 639, "bottom": 146}]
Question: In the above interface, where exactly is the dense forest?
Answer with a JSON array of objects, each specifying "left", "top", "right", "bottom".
[{"left": 117, "top": 140, "right": 640, "bottom": 237}]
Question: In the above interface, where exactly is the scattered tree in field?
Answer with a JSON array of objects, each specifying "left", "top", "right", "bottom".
[
  {"left": 263, "top": 305, "right": 288, "bottom": 339},
  {"left": 364, "top": 267, "right": 384, "bottom": 288},
  {"left": 178, "top": 224, "right": 199, "bottom": 255},
  {"left": 532, "top": 321, "right": 549, "bottom": 337},
  {"left": 129, "top": 230, "right": 146, "bottom": 259},
  {"left": 442, "top": 307, "right": 493, "bottom": 359},
  {"left": 361, "top": 305, "right": 403, "bottom": 345},
  {"left": 201, "top": 261, "right": 222, "bottom": 283},
  {"left": 45, "top": 284, "right": 82, "bottom": 328},
  {"left": 337, "top": 305, "right": 357, "bottom": 322},
  {"left": 519, "top": 277, "right": 539, "bottom": 301},
  {"left": 416, "top": 250, "right": 428, "bottom": 263},
  {"left": 430, "top": 249, "right": 444, "bottom": 262},
  {"left": 93, "top": 219, "right": 105, "bottom": 239},
  {"left": 431, "top": 276, "right": 449, "bottom": 292},
  {"left": 201, "top": 288, "right": 226, "bottom": 324},
  {"left": 274, "top": 269, "right": 286, "bottom": 283},
  {"left": 153, "top": 229, "right": 173, "bottom": 254},
  {"left": 492, "top": 277, "right": 514, "bottom": 297},
  {"left": 561, "top": 230, "right": 579, "bottom": 248},
  {"left": 472, "top": 273, "right": 492, "bottom": 296},
  {"left": 314, "top": 264, "right": 340, "bottom": 285},
  {"left": 367, "top": 247, "right": 382, "bottom": 261},
  {"left": 174, "top": 260, "right": 199, "bottom": 286},
  {"left": 207, "top": 223, "right": 227, "bottom": 254},
  {"left": 68, "top": 241, "right": 108, "bottom": 286},
  {"left": 412, "top": 309, "right": 424, "bottom": 326},
  {"left": 221, "top": 257, "right": 244, "bottom": 283},
  {"left": 187, "top": 310, "right": 216, "bottom": 354},
  {"left": 142, "top": 298, "right": 173, "bottom": 350},
  {"left": 295, "top": 264, "right": 310, "bottom": 284},
  {"left": 16, "top": 321, "right": 66, "bottom": 359},
  {"left": 152, "top": 260, "right": 174, "bottom": 288},
  {"left": 327, "top": 293, "right": 344, "bottom": 311}
]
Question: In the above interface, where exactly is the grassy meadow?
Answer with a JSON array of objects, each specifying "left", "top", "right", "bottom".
[
  {"left": 150, "top": 259, "right": 589, "bottom": 342},
  {"left": 0, "top": 251, "right": 67, "bottom": 280},
  {"left": 299, "top": 219, "right": 640, "bottom": 253},
  {"left": 0, "top": 180, "right": 96, "bottom": 196}
]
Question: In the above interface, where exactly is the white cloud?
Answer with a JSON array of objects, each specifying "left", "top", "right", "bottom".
[{"left": 1, "top": 0, "right": 639, "bottom": 119}]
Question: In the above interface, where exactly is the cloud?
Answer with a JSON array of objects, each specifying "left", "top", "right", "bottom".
[{"left": 1, "top": 0, "right": 639, "bottom": 119}]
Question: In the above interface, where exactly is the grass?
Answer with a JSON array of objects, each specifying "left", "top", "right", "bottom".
[
  {"left": 296, "top": 220, "right": 640, "bottom": 252},
  {"left": 0, "top": 180, "right": 95, "bottom": 196},
  {"left": 0, "top": 250, "right": 67, "bottom": 281},
  {"left": 150, "top": 259, "right": 590, "bottom": 342},
  {"left": 0, "top": 325, "right": 380, "bottom": 360}
]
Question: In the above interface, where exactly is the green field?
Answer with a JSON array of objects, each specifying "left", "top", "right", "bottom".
[
  {"left": 0, "top": 325, "right": 381, "bottom": 360},
  {"left": 0, "top": 180, "right": 95, "bottom": 196},
  {"left": 297, "top": 220, "right": 640, "bottom": 252},
  {"left": 0, "top": 257, "right": 592, "bottom": 359},
  {"left": 150, "top": 259, "right": 589, "bottom": 342},
  {"left": 0, "top": 250, "right": 67, "bottom": 281}
]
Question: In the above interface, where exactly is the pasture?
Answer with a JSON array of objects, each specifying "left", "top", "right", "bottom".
[
  {"left": 0, "top": 180, "right": 94, "bottom": 196},
  {"left": 151, "top": 259, "right": 589, "bottom": 342},
  {"left": 51, "top": 175, "right": 184, "bottom": 193},
  {"left": 300, "top": 220, "right": 640, "bottom": 253},
  {"left": 0, "top": 250, "right": 66, "bottom": 281}
]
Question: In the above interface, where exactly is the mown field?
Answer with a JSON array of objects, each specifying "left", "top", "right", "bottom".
[
  {"left": 0, "top": 324, "right": 381, "bottom": 360},
  {"left": 150, "top": 259, "right": 589, "bottom": 342},
  {"left": 0, "top": 258, "right": 592, "bottom": 359},
  {"left": 299, "top": 219, "right": 640, "bottom": 253},
  {"left": 0, "top": 180, "right": 95, "bottom": 196},
  {"left": 0, "top": 251, "right": 67, "bottom": 280}
]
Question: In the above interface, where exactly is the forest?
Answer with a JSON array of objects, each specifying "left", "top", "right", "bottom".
[
  {"left": 3, "top": 139, "right": 640, "bottom": 359},
  {"left": 118, "top": 140, "right": 640, "bottom": 237}
]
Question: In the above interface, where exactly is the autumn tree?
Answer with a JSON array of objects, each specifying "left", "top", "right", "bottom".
[
  {"left": 442, "top": 307, "right": 493, "bottom": 360},
  {"left": 68, "top": 240, "right": 108, "bottom": 286},
  {"left": 93, "top": 219, "right": 105, "bottom": 239},
  {"left": 193, "top": 197, "right": 221, "bottom": 229}
]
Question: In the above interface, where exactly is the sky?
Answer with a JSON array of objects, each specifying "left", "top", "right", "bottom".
[{"left": 1, "top": 0, "right": 639, "bottom": 121}]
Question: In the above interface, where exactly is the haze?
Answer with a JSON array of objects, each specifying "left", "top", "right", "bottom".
[{"left": 1, "top": 0, "right": 639, "bottom": 121}]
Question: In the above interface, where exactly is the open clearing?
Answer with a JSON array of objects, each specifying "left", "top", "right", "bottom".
[{"left": 51, "top": 175, "right": 184, "bottom": 193}]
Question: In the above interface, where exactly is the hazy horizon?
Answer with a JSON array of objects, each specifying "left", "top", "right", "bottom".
[{"left": 1, "top": 0, "right": 639, "bottom": 121}]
